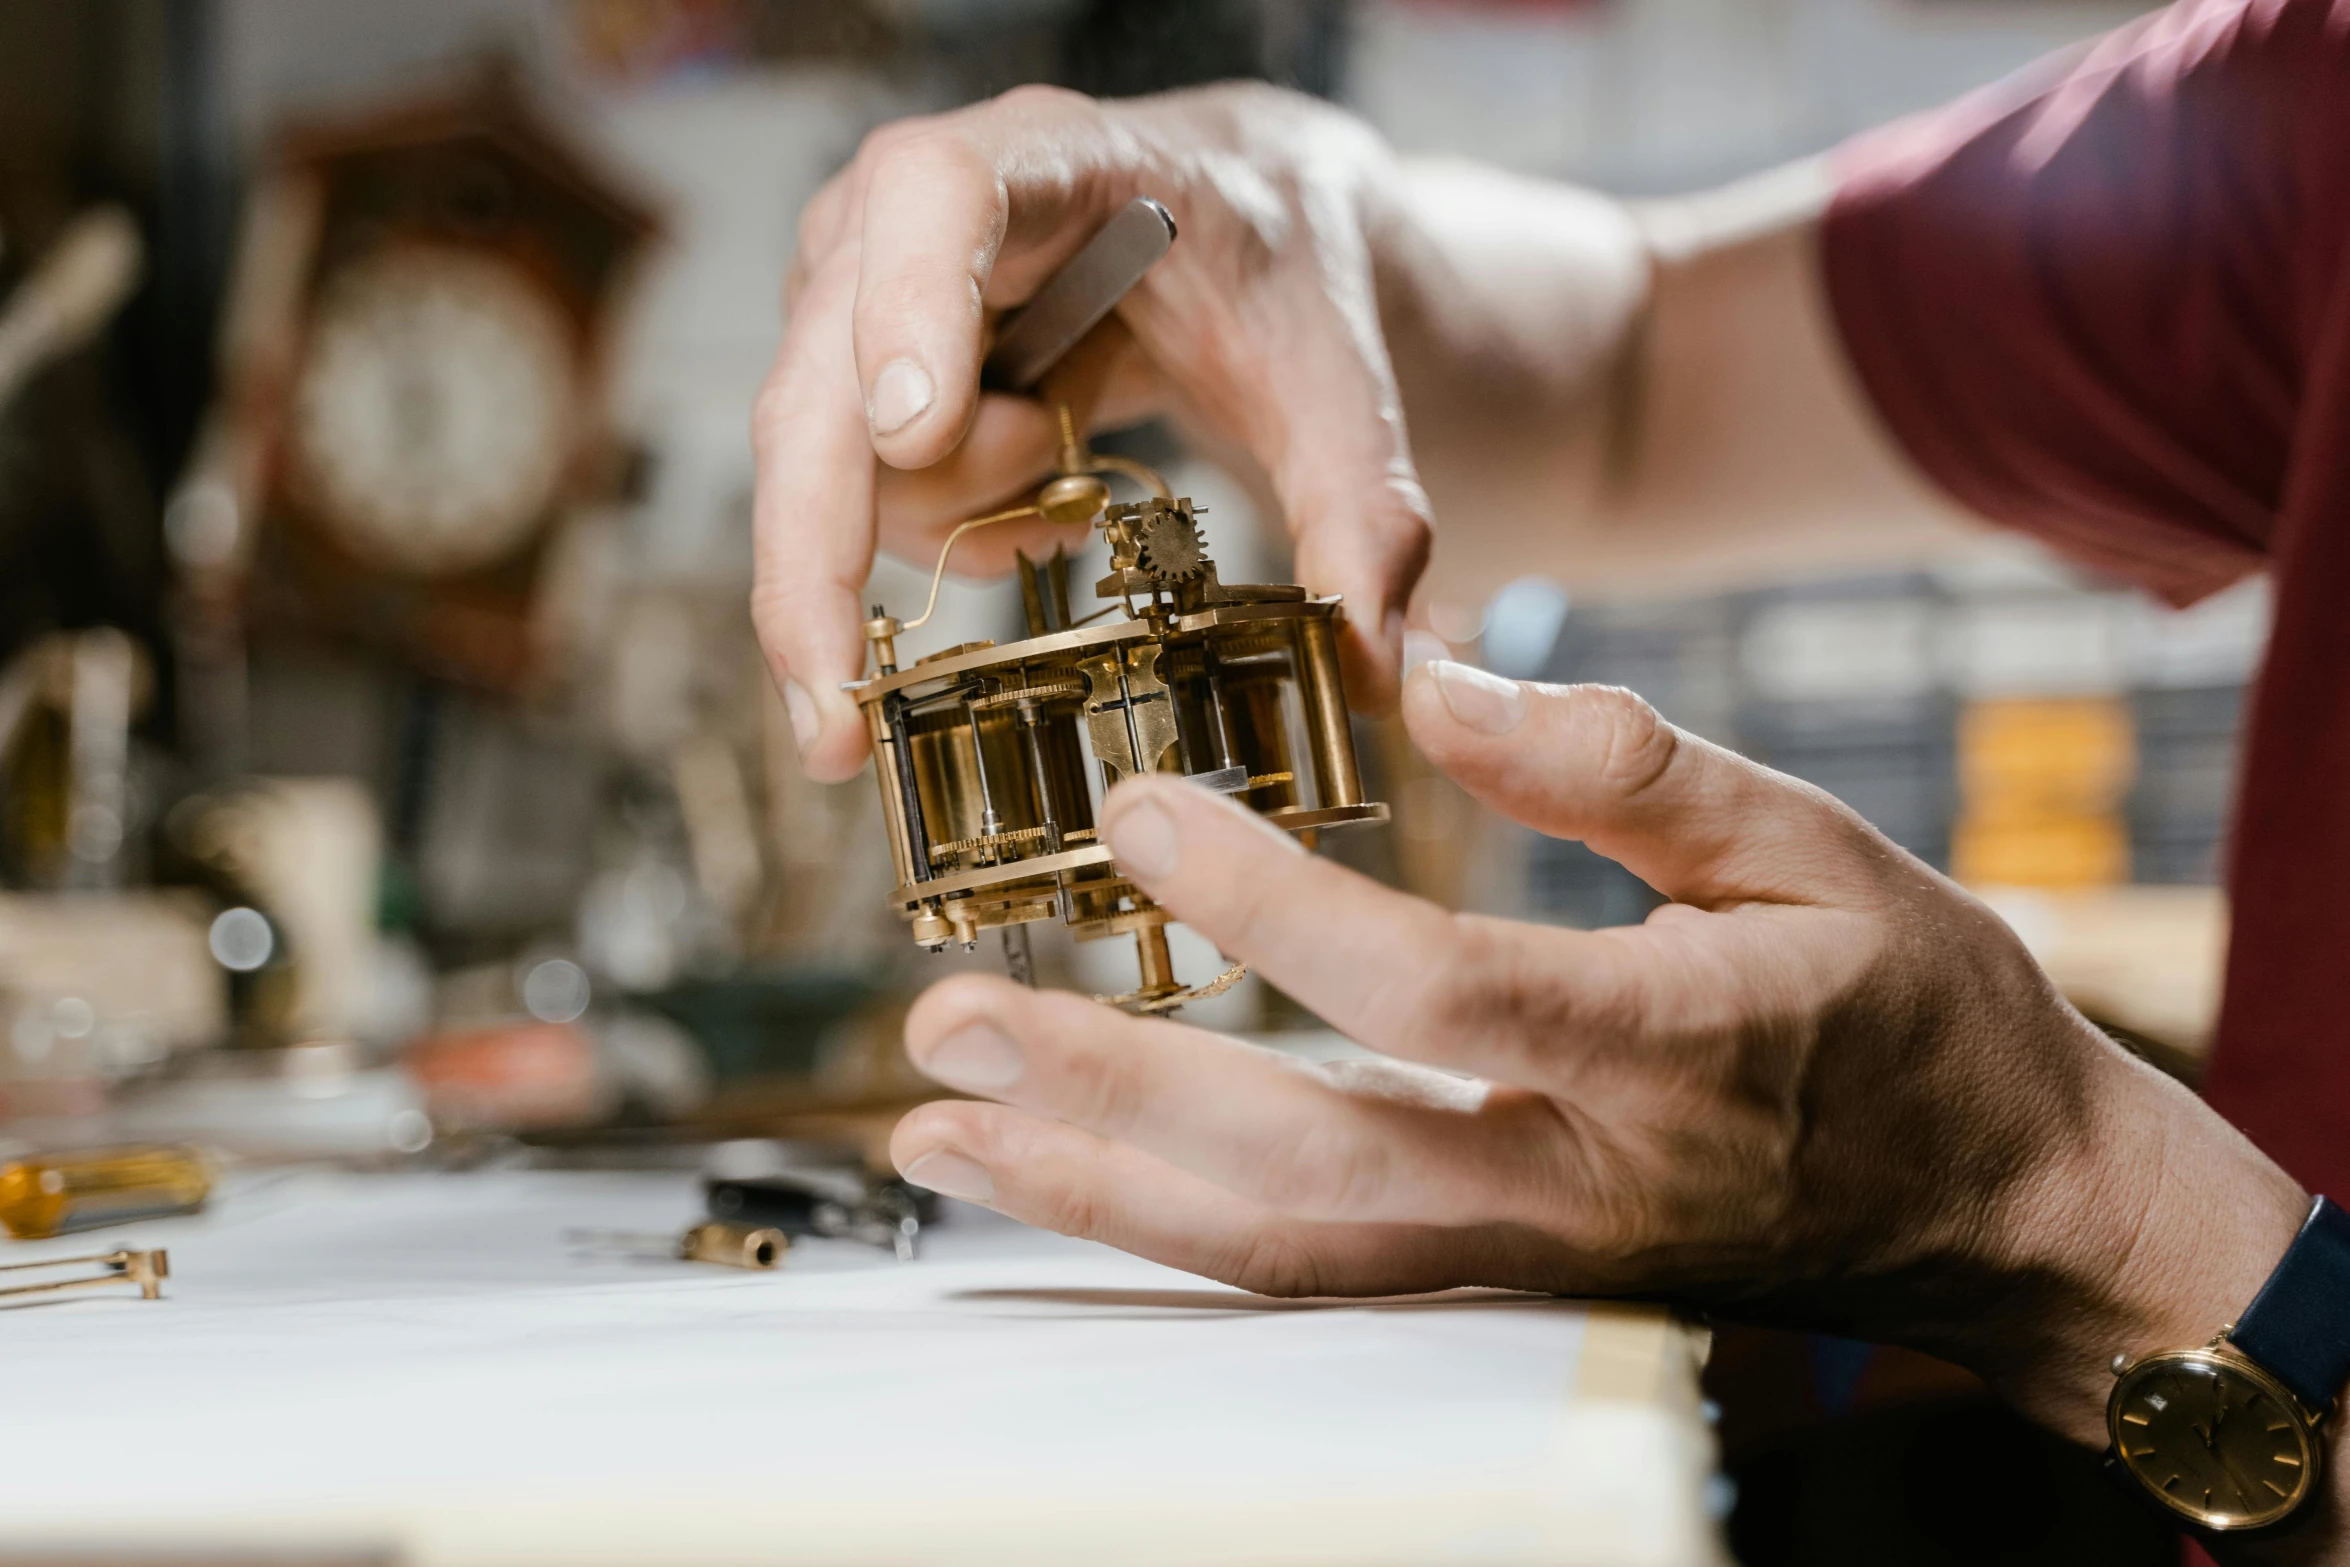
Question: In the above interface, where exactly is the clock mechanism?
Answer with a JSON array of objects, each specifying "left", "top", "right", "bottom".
[{"left": 851, "top": 203, "right": 1387, "bottom": 1012}]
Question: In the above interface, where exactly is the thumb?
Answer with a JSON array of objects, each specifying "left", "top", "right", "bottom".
[{"left": 1401, "top": 661, "right": 1899, "bottom": 909}]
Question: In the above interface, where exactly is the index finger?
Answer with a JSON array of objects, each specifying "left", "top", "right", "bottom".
[
  {"left": 848, "top": 87, "right": 1130, "bottom": 469},
  {"left": 750, "top": 247, "right": 881, "bottom": 782}
]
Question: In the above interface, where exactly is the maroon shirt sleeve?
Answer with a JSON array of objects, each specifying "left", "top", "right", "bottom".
[
  {"left": 1823, "top": 1, "right": 2350, "bottom": 1209},
  {"left": 1822, "top": 0, "right": 2350, "bottom": 607}
]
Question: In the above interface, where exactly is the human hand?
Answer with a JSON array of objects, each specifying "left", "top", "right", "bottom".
[
  {"left": 752, "top": 82, "right": 1433, "bottom": 782},
  {"left": 889, "top": 662, "right": 2308, "bottom": 1446}
]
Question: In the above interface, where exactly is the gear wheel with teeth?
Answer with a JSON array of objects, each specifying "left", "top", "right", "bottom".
[{"left": 1133, "top": 504, "right": 1207, "bottom": 582}]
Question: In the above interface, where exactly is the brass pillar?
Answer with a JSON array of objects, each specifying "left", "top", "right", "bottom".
[{"left": 1297, "top": 615, "right": 1364, "bottom": 808}]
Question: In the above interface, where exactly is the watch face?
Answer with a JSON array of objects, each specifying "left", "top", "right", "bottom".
[
  {"left": 2110, "top": 1348, "right": 2318, "bottom": 1530},
  {"left": 288, "top": 245, "right": 578, "bottom": 577}
]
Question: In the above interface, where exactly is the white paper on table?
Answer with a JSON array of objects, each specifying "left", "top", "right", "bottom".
[{"left": 0, "top": 1170, "right": 1721, "bottom": 1567}]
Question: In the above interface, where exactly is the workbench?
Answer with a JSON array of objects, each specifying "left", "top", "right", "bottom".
[{"left": 0, "top": 1169, "right": 1723, "bottom": 1566}]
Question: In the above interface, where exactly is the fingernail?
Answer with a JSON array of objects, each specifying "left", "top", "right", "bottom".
[
  {"left": 781, "top": 677, "right": 820, "bottom": 756},
  {"left": 1429, "top": 660, "right": 1526, "bottom": 735},
  {"left": 903, "top": 1148, "right": 994, "bottom": 1204},
  {"left": 1105, "top": 796, "right": 1180, "bottom": 879},
  {"left": 868, "top": 358, "right": 934, "bottom": 437},
  {"left": 1402, "top": 629, "right": 1448, "bottom": 675},
  {"left": 914, "top": 1019, "right": 1024, "bottom": 1092}
]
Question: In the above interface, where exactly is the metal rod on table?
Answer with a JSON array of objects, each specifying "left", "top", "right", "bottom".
[{"left": 0, "top": 1248, "right": 168, "bottom": 1302}]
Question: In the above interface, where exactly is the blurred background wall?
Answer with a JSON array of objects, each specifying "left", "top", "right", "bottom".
[{"left": 0, "top": 3, "right": 2232, "bottom": 1563}]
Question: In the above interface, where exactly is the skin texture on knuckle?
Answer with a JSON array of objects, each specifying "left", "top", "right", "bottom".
[
  {"left": 857, "top": 135, "right": 1004, "bottom": 322},
  {"left": 1388, "top": 915, "right": 1607, "bottom": 1079},
  {"left": 744, "top": 586, "right": 845, "bottom": 711},
  {"left": 1053, "top": 1015, "right": 1154, "bottom": 1141},
  {"left": 744, "top": 582, "right": 792, "bottom": 674},
  {"left": 868, "top": 124, "right": 1006, "bottom": 222},
  {"left": 785, "top": 176, "right": 855, "bottom": 303},
  {"left": 1716, "top": 898, "right": 2120, "bottom": 1360},
  {"left": 986, "top": 81, "right": 1096, "bottom": 125},
  {"left": 1024, "top": 1174, "right": 1109, "bottom": 1242},
  {"left": 1384, "top": 917, "right": 1498, "bottom": 1042},
  {"left": 747, "top": 380, "right": 793, "bottom": 463},
  {"left": 1572, "top": 684, "right": 1680, "bottom": 802},
  {"left": 963, "top": 1106, "right": 1113, "bottom": 1240},
  {"left": 1249, "top": 1108, "right": 1393, "bottom": 1219},
  {"left": 1212, "top": 1225, "right": 1330, "bottom": 1299},
  {"left": 888, "top": 1098, "right": 976, "bottom": 1172}
]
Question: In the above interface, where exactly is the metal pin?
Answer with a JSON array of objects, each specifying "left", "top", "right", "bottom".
[
  {"left": 0, "top": 1248, "right": 169, "bottom": 1303},
  {"left": 1001, "top": 922, "right": 1035, "bottom": 988}
]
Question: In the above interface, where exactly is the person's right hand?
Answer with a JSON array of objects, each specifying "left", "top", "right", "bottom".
[{"left": 751, "top": 83, "right": 1436, "bottom": 782}]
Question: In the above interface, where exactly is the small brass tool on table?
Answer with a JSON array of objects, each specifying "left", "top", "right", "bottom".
[
  {"left": 0, "top": 1248, "right": 169, "bottom": 1303},
  {"left": 566, "top": 1221, "right": 789, "bottom": 1271}
]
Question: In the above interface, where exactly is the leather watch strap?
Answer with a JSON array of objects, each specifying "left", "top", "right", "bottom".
[{"left": 2232, "top": 1195, "right": 2350, "bottom": 1414}]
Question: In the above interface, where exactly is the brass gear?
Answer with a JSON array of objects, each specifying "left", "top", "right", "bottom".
[{"left": 1133, "top": 505, "right": 1206, "bottom": 582}]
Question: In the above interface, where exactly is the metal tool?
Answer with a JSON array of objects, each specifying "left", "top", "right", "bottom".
[
  {"left": 566, "top": 1221, "right": 789, "bottom": 1271},
  {"left": 854, "top": 198, "right": 1385, "bottom": 1011},
  {"left": 0, "top": 1248, "right": 169, "bottom": 1303},
  {"left": 705, "top": 1176, "right": 924, "bottom": 1261},
  {"left": 981, "top": 196, "right": 1175, "bottom": 393},
  {"left": 0, "top": 1146, "right": 213, "bottom": 1240}
]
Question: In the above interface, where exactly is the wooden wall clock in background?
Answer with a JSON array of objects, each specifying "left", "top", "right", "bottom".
[{"left": 194, "top": 66, "right": 659, "bottom": 693}]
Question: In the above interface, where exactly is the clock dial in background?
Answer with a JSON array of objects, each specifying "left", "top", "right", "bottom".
[{"left": 289, "top": 246, "right": 578, "bottom": 578}]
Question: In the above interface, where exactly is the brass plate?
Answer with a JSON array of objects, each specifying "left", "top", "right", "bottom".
[
  {"left": 858, "top": 619, "right": 1150, "bottom": 703},
  {"left": 1172, "top": 598, "right": 1338, "bottom": 635},
  {"left": 892, "top": 843, "right": 1117, "bottom": 906}
]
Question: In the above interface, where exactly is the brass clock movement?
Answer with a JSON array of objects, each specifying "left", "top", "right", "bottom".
[{"left": 851, "top": 200, "right": 1387, "bottom": 1011}]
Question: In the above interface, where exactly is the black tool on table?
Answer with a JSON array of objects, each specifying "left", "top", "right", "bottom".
[{"left": 704, "top": 1174, "right": 929, "bottom": 1262}]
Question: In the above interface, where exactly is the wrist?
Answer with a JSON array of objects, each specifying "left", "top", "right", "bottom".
[{"left": 1978, "top": 1050, "right": 2308, "bottom": 1447}]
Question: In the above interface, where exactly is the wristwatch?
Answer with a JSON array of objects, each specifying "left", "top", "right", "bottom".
[{"left": 2108, "top": 1195, "right": 2350, "bottom": 1532}]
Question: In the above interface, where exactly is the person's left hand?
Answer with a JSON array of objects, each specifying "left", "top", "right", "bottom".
[{"left": 887, "top": 660, "right": 2306, "bottom": 1446}]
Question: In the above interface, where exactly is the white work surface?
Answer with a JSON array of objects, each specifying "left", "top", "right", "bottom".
[{"left": 1, "top": 1171, "right": 1722, "bottom": 1567}]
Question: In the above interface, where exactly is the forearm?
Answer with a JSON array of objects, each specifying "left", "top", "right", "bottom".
[{"left": 1372, "top": 155, "right": 1988, "bottom": 616}]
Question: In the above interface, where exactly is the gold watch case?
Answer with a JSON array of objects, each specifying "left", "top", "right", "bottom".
[{"left": 2108, "top": 1337, "right": 2321, "bottom": 1531}]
